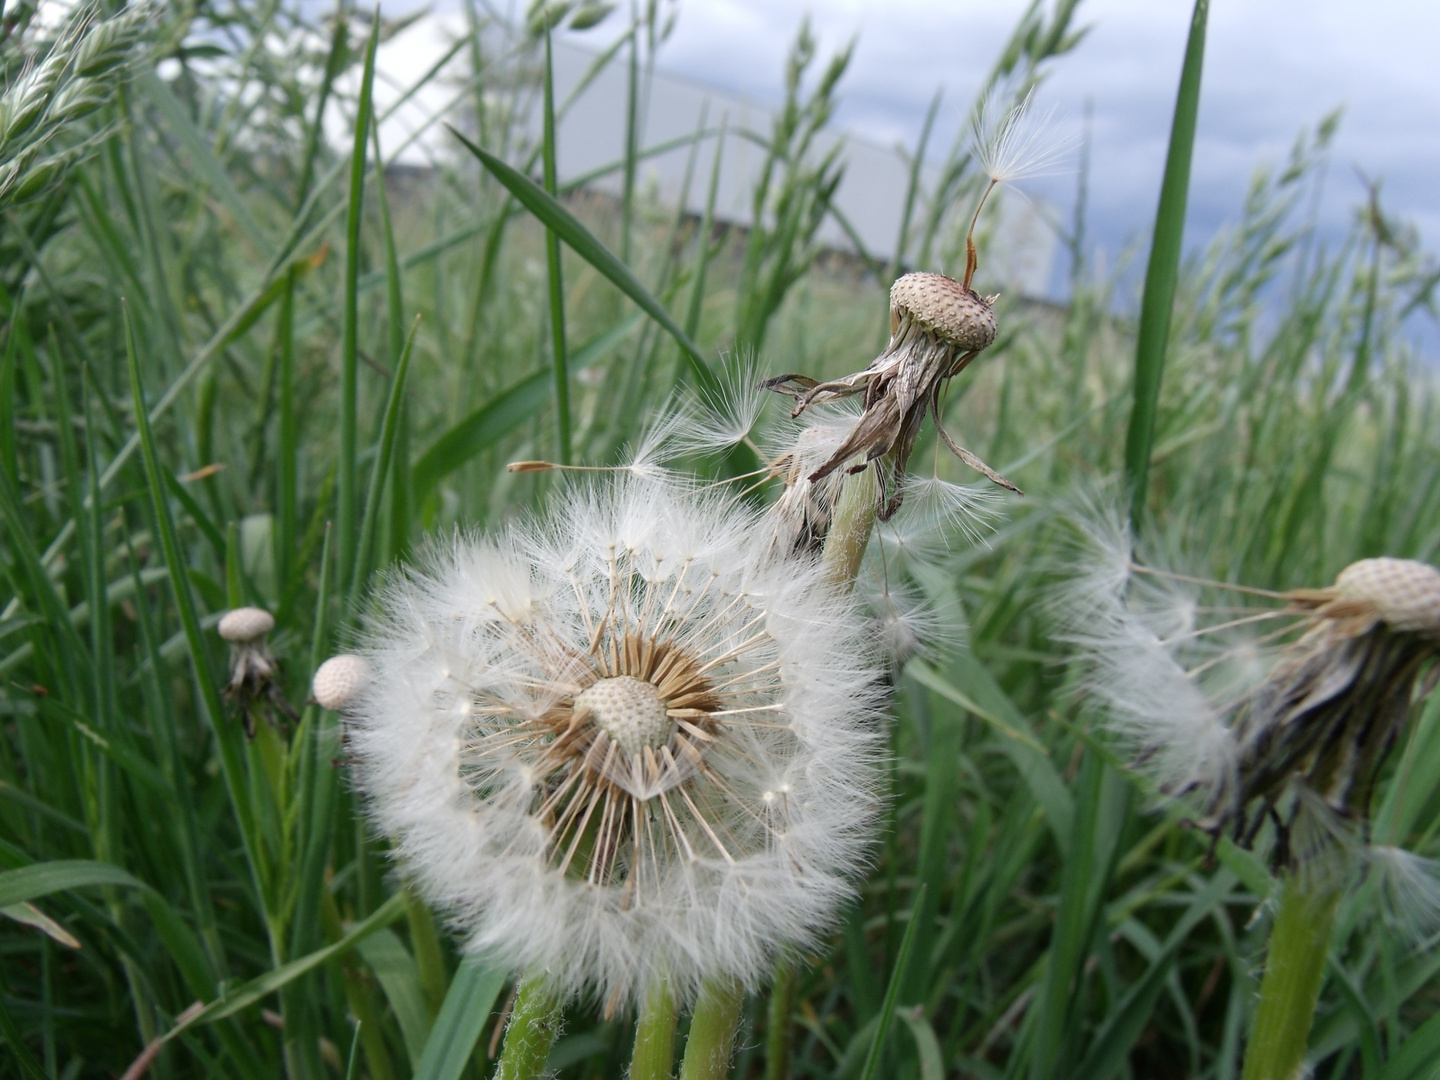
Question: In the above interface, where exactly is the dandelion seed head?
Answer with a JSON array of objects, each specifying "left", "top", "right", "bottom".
[
  {"left": 348, "top": 475, "right": 885, "bottom": 1008},
  {"left": 1060, "top": 514, "right": 1440, "bottom": 872}
]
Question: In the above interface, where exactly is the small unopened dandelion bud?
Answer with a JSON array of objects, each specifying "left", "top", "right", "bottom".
[
  {"left": 218, "top": 607, "right": 276, "bottom": 643},
  {"left": 312, "top": 655, "right": 370, "bottom": 711},
  {"left": 1333, "top": 557, "right": 1440, "bottom": 636},
  {"left": 889, "top": 272, "right": 997, "bottom": 352}
]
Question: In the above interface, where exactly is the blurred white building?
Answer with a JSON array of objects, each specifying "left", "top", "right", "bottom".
[{"left": 362, "top": 13, "right": 1057, "bottom": 296}]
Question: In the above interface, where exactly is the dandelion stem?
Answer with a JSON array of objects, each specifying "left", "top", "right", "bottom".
[
  {"left": 494, "top": 974, "right": 562, "bottom": 1080},
  {"left": 631, "top": 980, "right": 679, "bottom": 1080},
  {"left": 1241, "top": 874, "right": 1341, "bottom": 1080},
  {"left": 820, "top": 467, "right": 880, "bottom": 591},
  {"left": 764, "top": 959, "right": 798, "bottom": 1080},
  {"left": 679, "top": 976, "right": 744, "bottom": 1080}
]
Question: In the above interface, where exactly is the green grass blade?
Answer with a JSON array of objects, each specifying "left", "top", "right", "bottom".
[
  {"left": 0, "top": 860, "right": 147, "bottom": 907},
  {"left": 897, "top": 1007, "right": 945, "bottom": 1080},
  {"left": 411, "top": 955, "right": 509, "bottom": 1080},
  {"left": 1123, "top": 0, "right": 1208, "bottom": 526},
  {"left": 338, "top": 13, "right": 381, "bottom": 594},
  {"left": 349, "top": 316, "right": 420, "bottom": 612},
  {"left": 125, "top": 303, "right": 266, "bottom": 912},
  {"left": 370, "top": 114, "right": 410, "bottom": 562},
  {"left": 448, "top": 126, "right": 719, "bottom": 394},
  {"left": 166, "top": 891, "right": 408, "bottom": 1037},
  {"left": 1075, "top": 872, "right": 1236, "bottom": 1080},
  {"left": 543, "top": 29, "right": 572, "bottom": 464},
  {"left": 411, "top": 313, "right": 640, "bottom": 497},
  {"left": 356, "top": 928, "right": 432, "bottom": 1067},
  {"left": 858, "top": 884, "right": 926, "bottom": 1080},
  {"left": 1377, "top": 1011, "right": 1440, "bottom": 1080}
]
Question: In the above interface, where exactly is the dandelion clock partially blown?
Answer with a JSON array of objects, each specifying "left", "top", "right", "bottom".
[{"left": 347, "top": 476, "right": 886, "bottom": 1007}]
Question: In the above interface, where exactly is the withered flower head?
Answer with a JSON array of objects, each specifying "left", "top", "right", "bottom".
[
  {"left": 764, "top": 271, "right": 1016, "bottom": 521},
  {"left": 1063, "top": 529, "right": 1440, "bottom": 873},
  {"left": 217, "top": 607, "right": 295, "bottom": 734}
]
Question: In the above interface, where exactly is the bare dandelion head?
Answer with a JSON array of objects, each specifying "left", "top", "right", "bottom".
[
  {"left": 216, "top": 607, "right": 293, "bottom": 734},
  {"left": 348, "top": 476, "right": 885, "bottom": 1007}
]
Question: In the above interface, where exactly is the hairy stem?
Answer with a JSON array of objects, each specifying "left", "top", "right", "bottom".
[
  {"left": 495, "top": 974, "right": 562, "bottom": 1080},
  {"left": 1241, "top": 875, "right": 1341, "bottom": 1080},
  {"left": 820, "top": 467, "right": 880, "bottom": 591},
  {"left": 679, "top": 976, "right": 743, "bottom": 1080},
  {"left": 764, "top": 959, "right": 798, "bottom": 1080},
  {"left": 631, "top": 979, "right": 679, "bottom": 1080}
]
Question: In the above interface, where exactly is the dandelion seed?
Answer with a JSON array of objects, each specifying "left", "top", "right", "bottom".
[
  {"left": 971, "top": 87, "right": 1072, "bottom": 188},
  {"left": 667, "top": 353, "right": 772, "bottom": 460},
  {"left": 348, "top": 476, "right": 885, "bottom": 1008}
]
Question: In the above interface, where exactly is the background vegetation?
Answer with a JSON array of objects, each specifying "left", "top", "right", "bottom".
[{"left": 1, "top": 1, "right": 1438, "bottom": 1078}]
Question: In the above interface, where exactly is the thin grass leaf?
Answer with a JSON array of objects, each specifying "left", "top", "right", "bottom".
[
  {"left": 337, "top": 13, "right": 381, "bottom": 593},
  {"left": 349, "top": 315, "right": 420, "bottom": 612},
  {"left": 125, "top": 302, "right": 267, "bottom": 914},
  {"left": 0, "top": 859, "right": 146, "bottom": 908},
  {"left": 165, "top": 891, "right": 408, "bottom": 1037},
  {"left": 542, "top": 28, "right": 571, "bottom": 464},
  {"left": 859, "top": 884, "right": 927, "bottom": 1080},
  {"left": 1123, "top": 0, "right": 1208, "bottom": 526},
  {"left": 411, "top": 313, "right": 639, "bottom": 497},
  {"left": 447, "top": 126, "right": 719, "bottom": 395},
  {"left": 411, "top": 955, "right": 509, "bottom": 1080}
]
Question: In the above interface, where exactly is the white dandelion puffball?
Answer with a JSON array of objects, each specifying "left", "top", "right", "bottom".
[{"left": 348, "top": 476, "right": 885, "bottom": 1006}]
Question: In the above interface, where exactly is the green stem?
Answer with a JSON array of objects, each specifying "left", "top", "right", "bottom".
[
  {"left": 495, "top": 974, "right": 563, "bottom": 1080},
  {"left": 819, "top": 467, "right": 879, "bottom": 591},
  {"left": 631, "top": 979, "right": 679, "bottom": 1080},
  {"left": 679, "top": 976, "right": 743, "bottom": 1080},
  {"left": 763, "top": 960, "right": 797, "bottom": 1080},
  {"left": 1241, "top": 875, "right": 1341, "bottom": 1080}
]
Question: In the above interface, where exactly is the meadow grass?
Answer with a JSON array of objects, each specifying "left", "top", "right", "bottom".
[{"left": 1, "top": 2, "right": 1438, "bottom": 1078}]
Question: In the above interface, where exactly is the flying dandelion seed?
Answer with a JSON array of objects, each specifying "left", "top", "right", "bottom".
[{"left": 347, "top": 476, "right": 885, "bottom": 1008}]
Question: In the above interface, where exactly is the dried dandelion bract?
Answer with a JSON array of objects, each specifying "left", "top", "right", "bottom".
[
  {"left": 1061, "top": 517, "right": 1440, "bottom": 869},
  {"left": 348, "top": 476, "right": 886, "bottom": 1007}
]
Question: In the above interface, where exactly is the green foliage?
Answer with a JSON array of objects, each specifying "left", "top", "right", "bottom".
[{"left": 0, "top": 2, "right": 1437, "bottom": 1079}]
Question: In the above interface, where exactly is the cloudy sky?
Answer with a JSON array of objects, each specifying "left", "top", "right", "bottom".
[{"left": 555, "top": 0, "right": 1440, "bottom": 291}]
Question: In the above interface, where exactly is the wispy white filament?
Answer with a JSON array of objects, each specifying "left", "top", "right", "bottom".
[{"left": 348, "top": 476, "right": 885, "bottom": 1007}]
